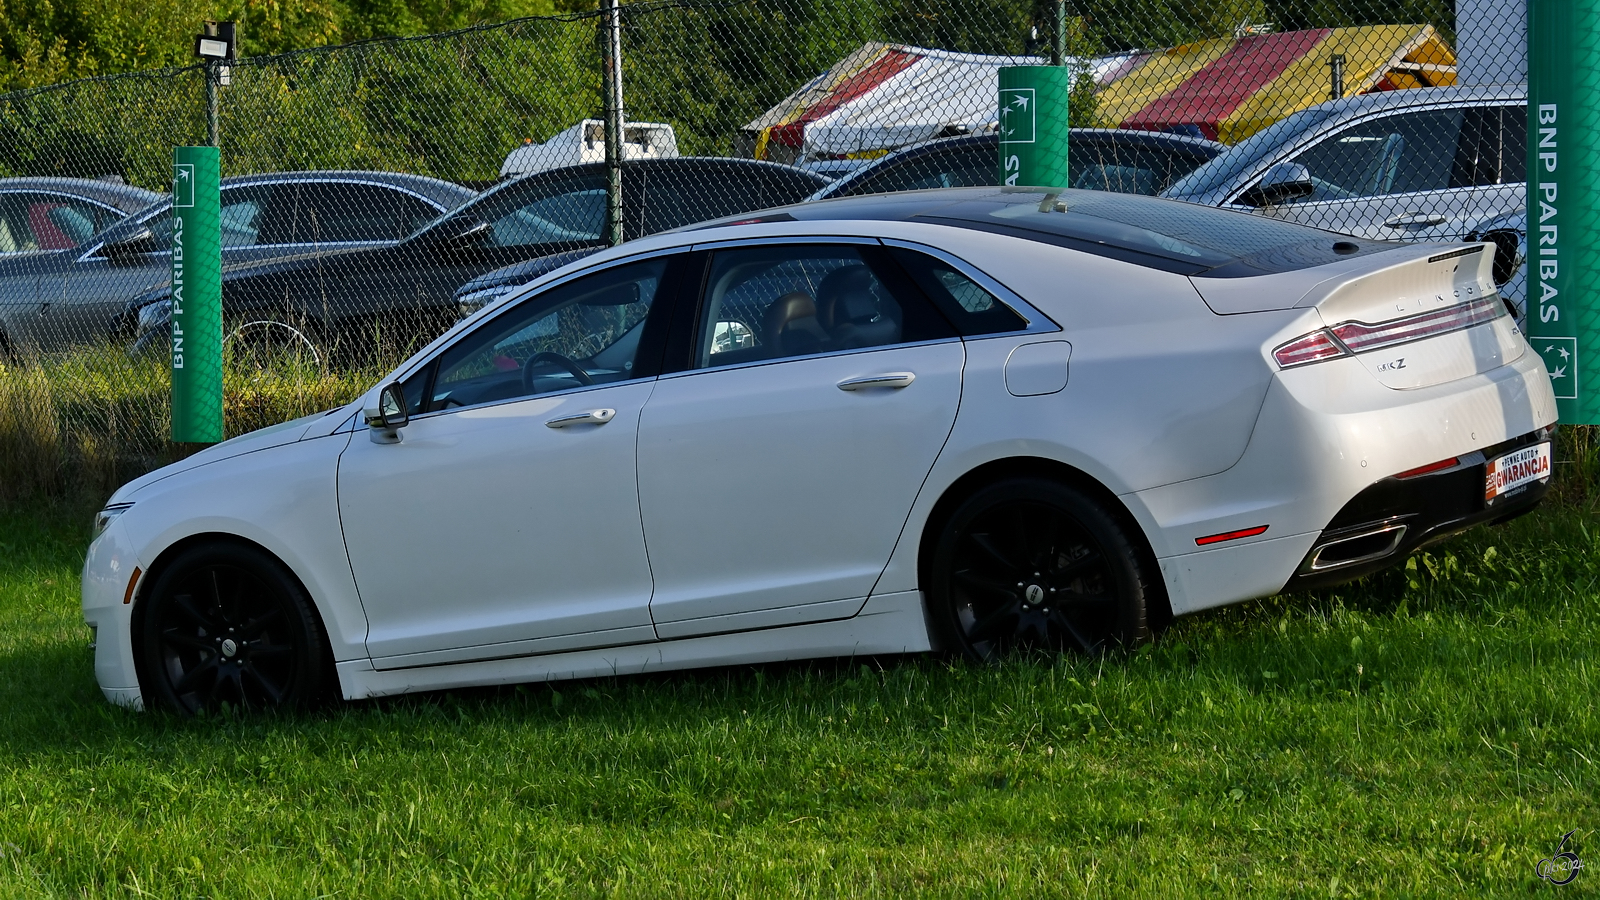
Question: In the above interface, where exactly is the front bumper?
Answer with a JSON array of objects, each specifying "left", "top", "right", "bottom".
[
  {"left": 80, "top": 518, "right": 145, "bottom": 709},
  {"left": 1286, "top": 426, "right": 1553, "bottom": 590}
]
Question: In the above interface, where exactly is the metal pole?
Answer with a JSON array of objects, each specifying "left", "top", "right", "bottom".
[
  {"left": 205, "top": 61, "right": 220, "bottom": 147},
  {"left": 1329, "top": 53, "right": 1345, "bottom": 101},
  {"left": 1052, "top": 0, "right": 1066, "bottom": 67},
  {"left": 601, "top": 0, "right": 624, "bottom": 247}
]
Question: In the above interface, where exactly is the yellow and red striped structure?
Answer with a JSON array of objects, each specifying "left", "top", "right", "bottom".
[
  {"left": 1094, "top": 24, "right": 1456, "bottom": 144},
  {"left": 744, "top": 25, "right": 1456, "bottom": 160}
]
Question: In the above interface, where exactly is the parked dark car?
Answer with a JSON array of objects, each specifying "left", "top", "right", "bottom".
[
  {"left": 0, "top": 171, "right": 476, "bottom": 353},
  {"left": 0, "top": 177, "right": 162, "bottom": 255},
  {"left": 126, "top": 158, "right": 829, "bottom": 355},
  {"left": 809, "top": 129, "right": 1227, "bottom": 201}
]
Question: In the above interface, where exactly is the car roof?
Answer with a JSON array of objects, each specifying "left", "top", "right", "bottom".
[
  {"left": 490, "top": 156, "right": 829, "bottom": 187},
  {"left": 0, "top": 176, "right": 164, "bottom": 215},
  {"left": 814, "top": 129, "right": 1226, "bottom": 200},
  {"left": 220, "top": 170, "right": 478, "bottom": 210},
  {"left": 414, "top": 157, "right": 830, "bottom": 237},
  {"left": 683, "top": 186, "right": 1397, "bottom": 277}
]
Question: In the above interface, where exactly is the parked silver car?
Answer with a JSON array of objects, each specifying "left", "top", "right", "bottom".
[
  {"left": 0, "top": 171, "right": 476, "bottom": 353},
  {"left": 1162, "top": 85, "right": 1527, "bottom": 245}
]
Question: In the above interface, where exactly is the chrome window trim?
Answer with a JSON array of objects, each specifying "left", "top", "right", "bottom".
[
  {"left": 0, "top": 189, "right": 126, "bottom": 217},
  {"left": 877, "top": 237, "right": 1060, "bottom": 335},
  {"left": 1219, "top": 99, "right": 1525, "bottom": 207},
  {"left": 689, "top": 234, "right": 879, "bottom": 251},
  {"left": 657, "top": 335, "right": 965, "bottom": 382}
]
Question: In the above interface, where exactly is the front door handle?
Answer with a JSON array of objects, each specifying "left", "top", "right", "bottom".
[
  {"left": 1383, "top": 213, "right": 1447, "bottom": 229},
  {"left": 837, "top": 372, "right": 916, "bottom": 391},
  {"left": 545, "top": 408, "right": 616, "bottom": 428}
]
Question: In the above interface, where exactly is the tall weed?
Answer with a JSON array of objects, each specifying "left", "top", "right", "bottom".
[{"left": 0, "top": 342, "right": 380, "bottom": 503}]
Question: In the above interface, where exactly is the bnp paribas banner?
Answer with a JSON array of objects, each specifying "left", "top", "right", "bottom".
[
  {"left": 997, "top": 66, "right": 1072, "bottom": 188},
  {"left": 171, "top": 146, "right": 223, "bottom": 443},
  {"left": 1527, "top": 0, "right": 1600, "bottom": 422}
]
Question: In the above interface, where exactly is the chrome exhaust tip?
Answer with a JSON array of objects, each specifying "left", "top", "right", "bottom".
[{"left": 1304, "top": 521, "right": 1408, "bottom": 572}]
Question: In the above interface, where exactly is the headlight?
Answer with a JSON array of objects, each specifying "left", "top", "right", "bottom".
[
  {"left": 457, "top": 286, "right": 510, "bottom": 319},
  {"left": 136, "top": 299, "right": 172, "bottom": 337},
  {"left": 92, "top": 503, "right": 133, "bottom": 540}
]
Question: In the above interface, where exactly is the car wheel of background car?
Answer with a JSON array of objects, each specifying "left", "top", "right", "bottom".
[
  {"left": 136, "top": 541, "right": 329, "bottom": 714},
  {"left": 929, "top": 478, "right": 1153, "bottom": 662},
  {"left": 520, "top": 350, "right": 594, "bottom": 392},
  {"left": 226, "top": 319, "right": 323, "bottom": 371}
]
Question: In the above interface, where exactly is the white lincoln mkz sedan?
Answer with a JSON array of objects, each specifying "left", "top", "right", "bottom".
[{"left": 84, "top": 187, "right": 1557, "bottom": 713}]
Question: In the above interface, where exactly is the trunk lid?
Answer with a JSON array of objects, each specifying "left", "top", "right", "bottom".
[{"left": 1191, "top": 242, "right": 1525, "bottom": 389}]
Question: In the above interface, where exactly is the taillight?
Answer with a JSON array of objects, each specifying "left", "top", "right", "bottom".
[
  {"left": 1273, "top": 329, "right": 1347, "bottom": 368},
  {"left": 1329, "top": 295, "right": 1505, "bottom": 354},
  {"left": 1273, "top": 295, "right": 1506, "bottom": 370}
]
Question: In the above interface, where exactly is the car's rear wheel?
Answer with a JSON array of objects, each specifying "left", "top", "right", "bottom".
[
  {"left": 137, "top": 542, "right": 328, "bottom": 714},
  {"left": 929, "top": 478, "right": 1154, "bottom": 661}
]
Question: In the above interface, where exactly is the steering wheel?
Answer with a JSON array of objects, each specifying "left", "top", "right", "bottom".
[{"left": 521, "top": 350, "right": 594, "bottom": 393}]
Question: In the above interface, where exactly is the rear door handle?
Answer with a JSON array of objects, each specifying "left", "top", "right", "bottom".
[
  {"left": 1383, "top": 213, "right": 1447, "bottom": 228},
  {"left": 545, "top": 408, "right": 616, "bottom": 428},
  {"left": 837, "top": 372, "right": 916, "bottom": 391}
]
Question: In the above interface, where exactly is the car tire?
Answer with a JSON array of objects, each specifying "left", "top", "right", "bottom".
[
  {"left": 928, "top": 477, "right": 1154, "bottom": 662},
  {"left": 137, "top": 541, "right": 330, "bottom": 714}
]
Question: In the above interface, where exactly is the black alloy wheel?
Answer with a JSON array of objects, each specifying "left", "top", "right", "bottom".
[
  {"left": 137, "top": 542, "right": 328, "bottom": 714},
  {"left": 930, "top": 478, "right": 1155, "bottom": 661}
]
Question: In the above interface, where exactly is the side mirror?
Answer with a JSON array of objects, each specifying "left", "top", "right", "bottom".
[
  {"left": 97, "top": 228, "right": 156, "bottom": 263},
  {"left": 1239, "top": 162, "right": 1315, "bottom": 208},
  {"left": 363, "top": 382, "right": 410, "bottom": 444}
]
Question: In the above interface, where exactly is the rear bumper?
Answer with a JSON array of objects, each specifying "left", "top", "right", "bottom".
[{"left": 1286, "top": 426, "right": 1552, "bottom": 590}]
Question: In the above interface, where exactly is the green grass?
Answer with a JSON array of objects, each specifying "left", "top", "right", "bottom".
[{"left": 0, "top": 496, "right": 1595, "bottom": 897}]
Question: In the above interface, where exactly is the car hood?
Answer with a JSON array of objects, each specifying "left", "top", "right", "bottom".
[{"left": 109, "top": 406, "right": 353, "bottom": 503}]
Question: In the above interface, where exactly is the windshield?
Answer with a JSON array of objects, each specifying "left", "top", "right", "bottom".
[
  {"left": 1162, "top": 107, "right": 1336, "bottom": 200},
  {"left": 416, "top": 171, "right": 605, "bottom": 247}
]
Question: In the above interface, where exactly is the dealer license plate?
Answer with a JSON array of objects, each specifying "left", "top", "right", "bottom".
[{"left": 1485, "top": 441, "right": 1551, "bottom": 504}]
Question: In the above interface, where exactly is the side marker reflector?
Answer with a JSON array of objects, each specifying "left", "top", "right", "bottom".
[
  {"left": 1196, "top": 525, "right": 1269, "bottom": 546},
  {"left": 123, "top": 567, "right": 143, "bottom": 605}
]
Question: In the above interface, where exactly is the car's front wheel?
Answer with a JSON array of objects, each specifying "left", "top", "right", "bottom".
[
  {"left": 137, "top": 542, "right": 329, "bottom": 714},
  {"left": 928, "top": 478, "right": 1155, "bottom": 661}
]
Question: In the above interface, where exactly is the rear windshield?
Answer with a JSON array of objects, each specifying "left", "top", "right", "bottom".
[{"left": 913, "top": 189, "right": 1393, "bottom": 277}]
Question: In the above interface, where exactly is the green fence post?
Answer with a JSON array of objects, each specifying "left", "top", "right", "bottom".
[
  {"left": 1526, "top": 0, "right": 1600, "bottom": 422},
  {"left": 171, "top": 145, "right": 223, "bottom": 444},
  {"left": 998, "top": 66, "right": 1072, "bottom": 189}
]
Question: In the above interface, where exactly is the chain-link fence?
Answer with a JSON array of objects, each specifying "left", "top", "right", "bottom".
[{"left": 0, "top": 0, "right": 1530, "bottom": 498}]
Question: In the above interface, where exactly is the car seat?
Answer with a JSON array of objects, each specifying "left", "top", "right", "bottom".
[
  {"left": 47, "top": 206, "right": 96, "bottom": 247},
  {"left": 27, "top": 203, "right": 75, "bottom": 250},
  {"left": 763, "top": 291, "right": 829, "bottom": 357},
  {"left": 815, "top": 264, "right": 899, "bottom": 350}
]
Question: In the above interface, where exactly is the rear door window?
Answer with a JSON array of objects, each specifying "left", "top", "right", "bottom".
[
  {"left": 693, "top": 244, "right": 955, "bottom": 369},
  {"left": 256, "top": 182, "right": 442, "bottom": 245},
  {"left": 1281, "top": 108, "right": 1463, "bottom": 201}
]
